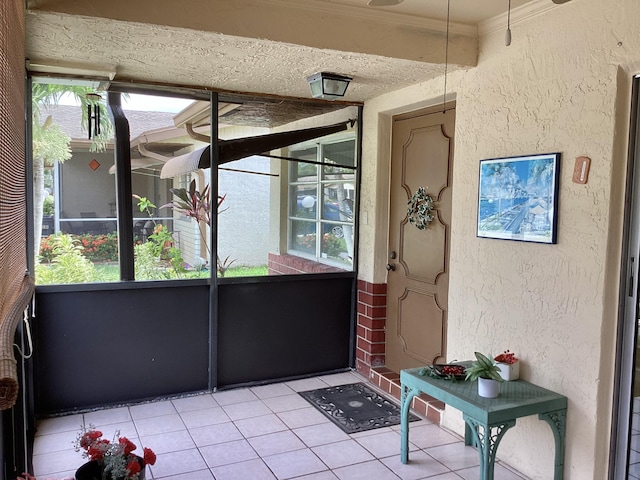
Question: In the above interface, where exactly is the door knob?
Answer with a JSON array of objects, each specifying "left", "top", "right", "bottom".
[
  {"left": 389, "top": 251, "right": 397, "bottom": 259},
  {"left": 386, "top": 263, "right": 396, "bottom": 271}
]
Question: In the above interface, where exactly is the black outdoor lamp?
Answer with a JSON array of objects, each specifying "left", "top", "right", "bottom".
[{"left": 306, "top": 72, "right": 352, "bottom": 100}]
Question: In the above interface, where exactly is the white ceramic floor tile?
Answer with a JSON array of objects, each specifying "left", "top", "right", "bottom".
[
  {"left": 294, "top": 472, "right": 339, "bottom": 480},
  {"left": 251, "top": 383, "right": 297, "bottom": 399},
  {"left": 286, "top": 377, "right": 330, "bottom": 392},
  {"left": 293, "top": 423, "right": 350, "bottom": 448},
  {"left": 90, "top": 421, "right": 138, "bottom": 440},
  {"left": 140, "top": 429, "right": 196, "bottom": 455},
  {"left": 130, "top": 400, "right": 177, "bottom": 420},
  {"left": 277, "top": 407, "right": 330, "bottom": 429},
  {"left": 36, "top": 415, "right": 84, "bottom": 436},
  {"left": 235, "top": 414, "right": 289, "bottom": 438},
  {"left": 172, "top": 394, "right": 218, "bottom": 413},
  {"left": 32, "top": 449, "right": 85, "bottom": 476},
  {"left": 179, "top": 407, "right": 230, "bottom": 429},
  {"left": 263, "top": 448, "right": 328, "bottom": 479},
  {"left": 155, "top": 469, "right": 215, "bottom": 480},
  {"left": 199, "top": 439, "right": 259, "bottom": 468},
  {"left": 332, "top": 459, "right": 401, "bottom": 480},
  {"left": 424, "top": 443, "right": 479, "bottom": 471},
  {"left": 134, "top": 414, "right": 186, "bottom": 437},
  {"left": 213, "top": 388, "right": 259, "bottom": 406},
  {"left": 264, "top": 393, "right": 313, "bottom": 413},
  {"left": 380, "top": 450, "right": 450, "bottom": 480},
  {"left": 189, "top": 422, "right": 243, "bottom": 447},
  {"left": 84, "top": 407, "right": 132, "bottom": 427},
  {"left": 149, "top": 448, "right": 208, "bottom": 478},
  {"left": 401, "top": 424, "right": 459, "bottom": 449},
  {"left": 248, "top": 430, "right": 306, "bottom": 457},
  {"left": 311, "top": 440, "right": 375, "bottom": 469},
  {"left": 211, "top": 458, "right": 277, "bottom": 480},
  {"left": 355, "top": 430, "right": 411, "bottom": 459},
  {"left": 32, "top": 430, "right": 79, "bottom": 455},
  {"left": 221, "top": 399, "right": 272, "bottom": 420},
  {"left": 318, "top": 372, "right": 362, "bottom": 386}
]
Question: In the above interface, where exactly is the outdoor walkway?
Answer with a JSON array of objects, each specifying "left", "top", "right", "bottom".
[{"left": 32, "top": 371, "right": 527, "bottom": 480}]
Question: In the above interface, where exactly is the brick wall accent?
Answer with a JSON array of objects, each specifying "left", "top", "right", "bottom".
[
  {"left": 355, "top": 279, "right": 387, "bottom": 379},
  {"left": 268, "top": 253, "right": 346, "bottom": 275}
]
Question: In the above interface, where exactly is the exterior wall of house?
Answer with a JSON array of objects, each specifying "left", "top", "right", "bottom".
[{"left": 358, "top": 1, "right": 640, "bottom": 478}]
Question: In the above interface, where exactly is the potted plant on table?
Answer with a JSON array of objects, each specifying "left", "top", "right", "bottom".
[
  {"left": 465, "top": 352, "right": 503, "bottom": 398},
  {"left": 74, "top": 427, "right": 156, "bottom": 480},
  {"left": 494, "top": 350, "right": 520, "bottom": 381}
]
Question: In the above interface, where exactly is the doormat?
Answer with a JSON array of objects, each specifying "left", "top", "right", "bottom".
[{"left": 299, "top": 382, "right": 419, "bottom": 434}]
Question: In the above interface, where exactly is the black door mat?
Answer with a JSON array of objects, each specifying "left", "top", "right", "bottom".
[{"left": 298, "top": 382, "right": 419, "bottom": 434}]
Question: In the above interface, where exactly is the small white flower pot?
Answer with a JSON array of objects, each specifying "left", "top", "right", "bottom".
[
  {"left": 477, "top": 377, "right": 500, "bottom": 398},
  {"left": 496, "top": 360, "right": 520, "bottom": 381}
]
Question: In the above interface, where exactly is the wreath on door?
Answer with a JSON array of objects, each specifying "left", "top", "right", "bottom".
[{"left": 407, "top": 187, "right": 435, "bottom": 230}]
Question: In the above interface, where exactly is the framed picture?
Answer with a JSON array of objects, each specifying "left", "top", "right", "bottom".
[{"left": 477, "top": 152, "right": 560, "bottom": 244}]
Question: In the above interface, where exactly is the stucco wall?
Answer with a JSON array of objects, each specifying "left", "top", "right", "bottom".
[{"left": 359, "top": 1, "right": 640, "bottom": 478}]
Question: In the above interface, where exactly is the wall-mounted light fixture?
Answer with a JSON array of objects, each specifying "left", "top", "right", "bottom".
[{"left": 307, "top": 72, "right": 352, "bottom": 100}]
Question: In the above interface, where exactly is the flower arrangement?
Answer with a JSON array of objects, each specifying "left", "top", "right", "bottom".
[
  {"left": 75, "top": 427, "right": 156, "bottom": 480},
  {"left": 494, "top": 350, "right": 520, "bottom": 381},
  {"left": 494, "top": 350, "right": 518, "bottom": 364}
]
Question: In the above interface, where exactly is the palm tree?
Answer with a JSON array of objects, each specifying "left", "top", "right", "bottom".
[{"left": 31, "top": 82, "right": 113, "bottom": 259}]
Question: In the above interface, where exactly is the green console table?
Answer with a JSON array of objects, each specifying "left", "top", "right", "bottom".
[{"left": 400, "top": 367, "right": 567, "bottom": 480}]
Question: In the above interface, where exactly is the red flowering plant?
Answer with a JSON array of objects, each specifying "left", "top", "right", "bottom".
[
  {"left": 494, "top": 350, "right": 518, "bottom": 365},
  {"left": 75, "top": 426, "right": 156, "bottom": 480}
]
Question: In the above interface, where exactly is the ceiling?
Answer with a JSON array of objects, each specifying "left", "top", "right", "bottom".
[
  {"left": 25, "top": 0, "right": 558, "bottom": 104},
  {"left": 319, "top": 0, "right": 534, "bottom": 25}
]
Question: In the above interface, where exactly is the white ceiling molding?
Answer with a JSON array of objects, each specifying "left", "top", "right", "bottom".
[
  {"left": 478, "top": 0, "right": 559, "bottom": 36},
  {"left": 258, "top": 0, "right": 477, "bottom": 37}
]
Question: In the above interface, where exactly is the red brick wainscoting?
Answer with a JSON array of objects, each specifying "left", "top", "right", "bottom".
[
  {"left": 268, "top": 253, "right": 345, "bottom": 275},
  {"left": 355, "top": 280, "right": 387, "bottom": 379}
]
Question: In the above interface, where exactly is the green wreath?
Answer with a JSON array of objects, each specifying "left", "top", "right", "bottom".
[{"left": 407, "top": 187, "right": 435, "bottom": 230}]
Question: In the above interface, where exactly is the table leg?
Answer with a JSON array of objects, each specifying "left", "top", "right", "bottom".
[
  {"left": 463, "top": 414, "right": 516, "bottom": 480},
  {"left": 400, "top": 384, "right": 419, "bottom": 464},
  {"left": 538, "top": 409, "right": 567, "bottom": 480}
]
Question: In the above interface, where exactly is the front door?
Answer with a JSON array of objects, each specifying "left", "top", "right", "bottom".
[{"left": 385, "top": 107, "right": 455, "bottom": 372}]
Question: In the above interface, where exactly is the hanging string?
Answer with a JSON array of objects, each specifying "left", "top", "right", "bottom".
[
  {"left": 505, "top": 0, "right": 512, "bottom": 46},
  {"left": 442, "top": 0, "right": 450, "bottom": 112}
]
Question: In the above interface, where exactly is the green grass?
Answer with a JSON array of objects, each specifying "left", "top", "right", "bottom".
[{"left": 50, "top": 262, "right": 269, "bottom": 283}]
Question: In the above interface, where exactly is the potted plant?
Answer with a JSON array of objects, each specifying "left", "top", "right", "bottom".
[
  {"left": 465, "top": 352, "right": 503, "bottom": 398},
  {"left": 494, "top": 350, "right": 519, "bottom": 381},
  {"left": 74, "top": 427, "right": 156, "bottom": 480}
]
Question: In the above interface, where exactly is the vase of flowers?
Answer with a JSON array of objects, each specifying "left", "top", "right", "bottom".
[
  {"left": 494, "top": 350, "right": 520, "bottom": 381},
  {"left": 74, "top": 427, "right": 156, "bottom": 480}
]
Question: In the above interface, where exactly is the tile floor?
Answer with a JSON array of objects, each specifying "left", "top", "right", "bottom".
[{"left": 32, "top": 371, "right": 528, "bottom": 480}]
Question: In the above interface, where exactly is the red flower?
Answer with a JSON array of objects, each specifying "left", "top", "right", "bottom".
[
  {"left": 143, "top": 447, "right": 156, "bottom": 466},
  {"left": 125, "top": 459, "right": 141, "bottom": 476},
  {"left": 80, "top": 430, "right": 103, "bottom": 449},
  {"left": 118, "top": 437, "right": 137, "bottom": 455},
  {"left": 87, "top": 439, "right": 109, "bottom": 461}
]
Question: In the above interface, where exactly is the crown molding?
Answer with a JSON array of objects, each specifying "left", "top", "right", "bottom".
[
  {"left": 255, "top": 0, "right": 477, "bottom": 37},
  {"left": 478, "top": 0, "right": 560, "bottom": 36}
]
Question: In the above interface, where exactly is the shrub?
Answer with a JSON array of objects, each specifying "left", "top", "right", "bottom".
[
  {"left": 40, "top": 233, "right": 118, "bottom": 263},
  {"left": 36, "top": 234, "right": 100, "bottom": 284}
]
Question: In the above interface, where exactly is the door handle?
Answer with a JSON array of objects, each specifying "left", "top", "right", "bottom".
[{"left": 386, "top": 263, "right": 396, "bottom": 271}]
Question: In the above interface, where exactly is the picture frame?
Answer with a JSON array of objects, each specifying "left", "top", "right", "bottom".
[{"left": 477, "top": 152, "right": 560, "bottom": 244}]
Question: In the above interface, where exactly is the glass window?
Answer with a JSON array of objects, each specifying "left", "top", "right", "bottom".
[{"left": 288, "top": 137, "right": 356, "bottom": 269}]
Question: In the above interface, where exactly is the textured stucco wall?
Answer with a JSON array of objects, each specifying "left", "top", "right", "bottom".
[{"left": 359, "top": 1, "right": 640, "bottom": 478}]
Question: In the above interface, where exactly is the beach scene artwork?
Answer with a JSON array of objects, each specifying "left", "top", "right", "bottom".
[{"left": 477, "top": 153, "right": 560, "bottom": 244}]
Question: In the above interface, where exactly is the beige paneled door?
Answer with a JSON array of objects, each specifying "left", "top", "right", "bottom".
[{"left": 386, "top": 107, "right": 455, "bottom": 372}]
